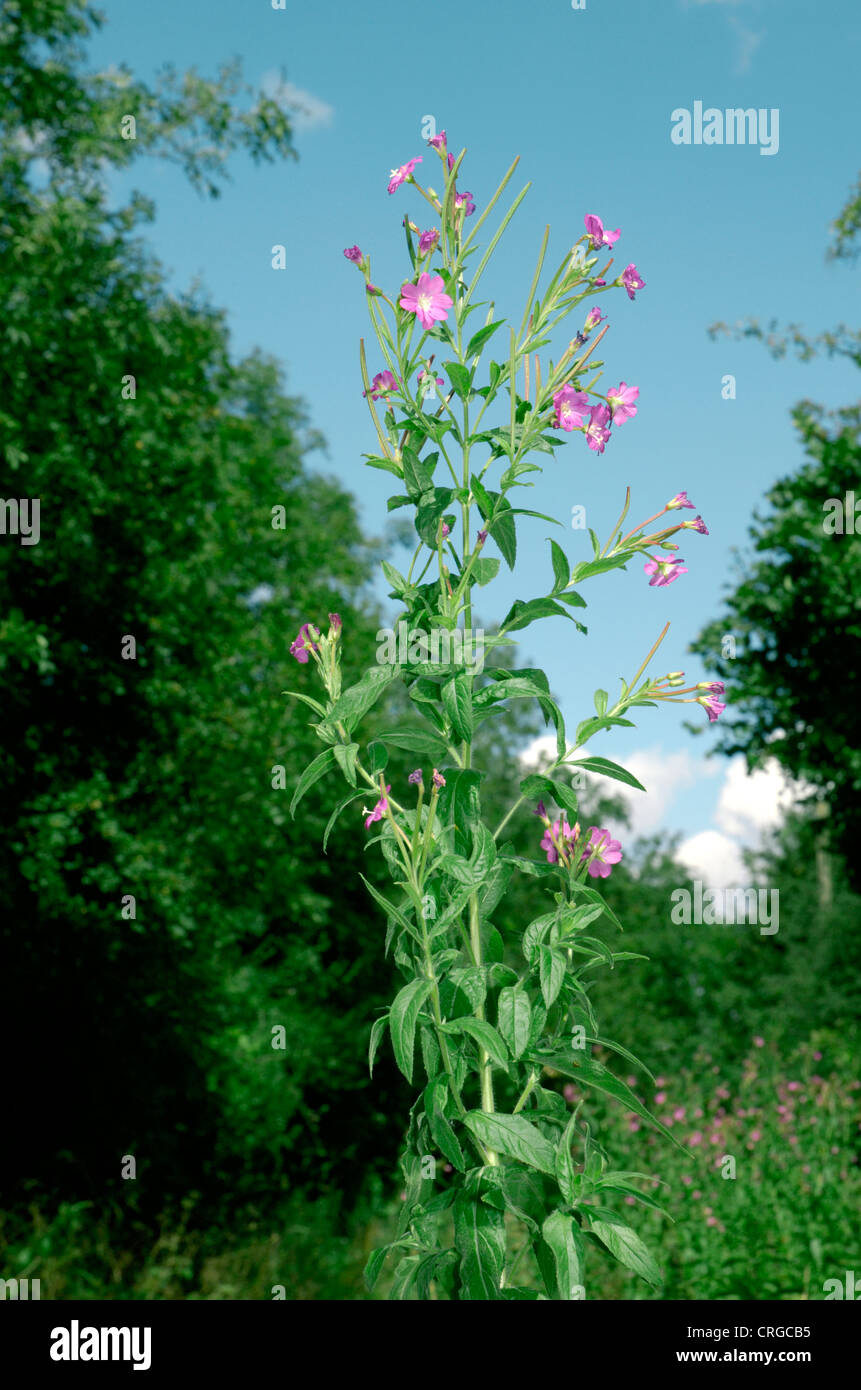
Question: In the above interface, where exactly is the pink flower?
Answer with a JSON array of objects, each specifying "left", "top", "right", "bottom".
[
  {"left": 749, "top": 1129, "right": 762, "bottom": 1143},
  {"left": 706, "top": 1215, "right": 720, "bottom": 1228},
  {"left": 365, "top": 282, "right": 382, "bottom": 296},
  {"left": 552, "top": 384, "right": 590, "bottom": 432},
  {"left": 454, "top": 190, "right": 476, "bottom": 217},
  {"left": 563, "top": 1084, "right": 578, "bottom": 1103},
  {"left": 655, "top": 1091, "right": 667, "bottom": 1105},
  {"left": 681, "top": 1174, "right": 693, "bottom": 1186},
  {"left": 584, "top": 214, "right": 621, "bottom": 249},
  {"left": 667, "top": 491, "right": 695, "bottom": 510},
  {"left": 606, "top": 381, "right": 639, "bottom": 426},
  {"left": 363, "top": 370, "right": 400, "bottom": 400},
  {"left": 399, "top": 272, "right": 453, "bottom": 330},
  {"left": 787, "top": 1081, "right": 801, "bottom": 1091},
  {"left": 440, "top": 522, "right": 451, "bottom": 538},
  {"left": 388, "top": 156, "right": 423, "bottom": 194},
  {"left": 428, "top": 130, "right": 447, "bottom": 152},
  {"left": 673, "top": 1107, "right": 686, "bottom": 1121},
  {"left": 584, "top": 404, "right": 612, "bottom": 454},
  {"left": 585, "top": 306, "right": 604, "bottom": 330},
  {"left": 432, "top": 769, "right": 446, "bottom": 788},
  {"left": 692, "top": 1190, "right": 702, "bottom": 1200},
  {"left": 541, "top": 816, "right": 579, "bottom": 865},
  {"left": 697, "top": 694, "right": 726, "bottom": 722},
  {"left": 364, "top": 784, "right": 391, "bottom": 829},
  {"left": 753, "top": 1036, "right": 765, "bottom": 1048},
  {"left": 643, "top": 556, "right": 688, "bottom": 587},
  {"left": 697, "top": 681, "right": 725, "bottom": 695},
  {"left": 290, "top": 622, "right": 319, "bottom": 664},
  {"left": 343, "top": 245, "right": 362, "bottom": 263},
  {"left": 580, "top": 826, "right": 623, "bottom": 878},
  {"left": 418, "top": 228, "right": 439, "bottom": 255},
  {"left": 477, "top": 529, "right": 487, "bottom": 545},
  {"left": 621, "top": 264, "right": 645, "bottom": 300},
  {"left": 408, "top": 769, "right": 423, "bottom": 785},
  {"left": 683, "top": 515, "right": 709, "bottom": 534},
  {"left": 328, "top": 613, "right": 342, "bottom": 633},
  {"left": 688, "top": 1132, "right": 703, "bottom": 1146}
]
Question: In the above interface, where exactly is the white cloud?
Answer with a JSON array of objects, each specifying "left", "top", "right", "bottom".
[
  {"left": 714, "top": 756, "right": 809, "bottom": 839},
  {"left": 261, "top": 73, "right": 334, "bottom": 132},
  {"left": 729, "top": 18, "right": 765, "bottom": 73},
  {"left": 676, "top": 829, "right": 746, "bottom": 887}
]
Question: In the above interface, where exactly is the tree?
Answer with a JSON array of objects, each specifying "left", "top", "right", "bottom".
[{"left": 694, "top": 175, "right": 861, "bottom": 887}]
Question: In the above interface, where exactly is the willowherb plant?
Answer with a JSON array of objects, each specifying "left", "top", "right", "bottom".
[{"left": 287, "top": 130, "right": 725, "bottom": 1300}]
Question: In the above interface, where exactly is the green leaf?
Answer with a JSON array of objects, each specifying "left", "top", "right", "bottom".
[
  {"left": 438, "top": 852, "right": 477, "bottom": 886},
  {"left": 446, "top": 965, "right": 487, "bottom": 1014},
  {"left": 529, "top": 1053, "right": 689, "bottom": 1153},
  {"left": 424, "top": 1076, "right": 467, "bottom": 1171},
  {"left": 555, "top": 1113, "right": 579, "bottom": 1207},
  {"left": 570, "top": 553, "right": 630, "bottom": 583},
  {"left": 381, "top": 560, "right": 409, "bottom": 594},
  {"left": 494, "top": 1167, "right": 547, "bottom": 1234},
  {"left": 522, "top": 912, "right": 558, "bottom": 965},
  {"left": 365, "top": 453, "right": 405, "bottom": 479},
  {"left": 471, "top": 556, "right": 500, "bottom": 587},
  {"left": 368, "top": 1014, "right": 388, "bottom": 1077},
  {"left": 378, "top": 727, "right": 448, "bottom": 759},
  {"left": 472, "top": 480, "right": 517, "bottom": 570},
  {"left": 588, "top": 1215, "right": 663, "bottom": 1289},
  {"left": 519, "top": 772, "right": 579, "bottom": 820},
  {"left": 593, "top": 688, "right": 609, "bottom": 716},
  {"left": 437, "top": 767, "right": 483, "bottom": 857},
  {"left": 283, "top": 689, "right": 327, "bottom": 717},
  {"left": 461, "top": 1112, "right": 557, "bottom": 1176},
  {"left": 465, "top": 319, "right": 504, "bottom": 359},
  {"left": 568, "top": 755, "right": 646, "bottom": 792},
  {"left": 389, "top": 1253, "right": 421, "bottom": 1300},
  {"left": 548, "top": 538, "right": 570, "bottom": 592},
  {"left": 445, "top": 361, "right": 473, "bottom": 399},
  {"left": 501, "top": 596, "right": 582, "bottom": 635},
  {"left": 289, "top": 747, "right": 337, "bottom": 817},
  {"left": 538, "top": 1210, "right": 584, "bottom": 1300},
  {"left": 442, "top": 671, "right": 474, "bottom": 743},
  {"left": 333, "top": 741, "right": 359, "bottom": 786},
  {"left": 325, "top": 665, "right": 400, "bottom": 735},
  {"left": 402, "top": 446, "right": 437, "bottom": 500},
  {"left": 388, "top": 977, "right": 434, "bottom": 1084},
  {"left": 453, "top": 1193, "right": 506, "bottom": 1299},
  {"left": 497, "top": 986, "right": 532, "bottom": 1061},
  {"left": 366, "top": 739, "right": 389, "bottom": 773},
  {"left": 360, "top": 875, "right": 420, "bottom": 947},
  {"left": 322, "top": 789, "right": 365, "bottom": 852},
  {"left": 443, "top": 1017, "right": 510, "bottom": 1069},
  {"left": 539, "top": 944, "right": 567, "bottom": 1008}
]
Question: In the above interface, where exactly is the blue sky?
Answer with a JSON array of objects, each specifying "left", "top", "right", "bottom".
[{"left": 90, "top": 0, "right": 860, "bottom": 881}]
